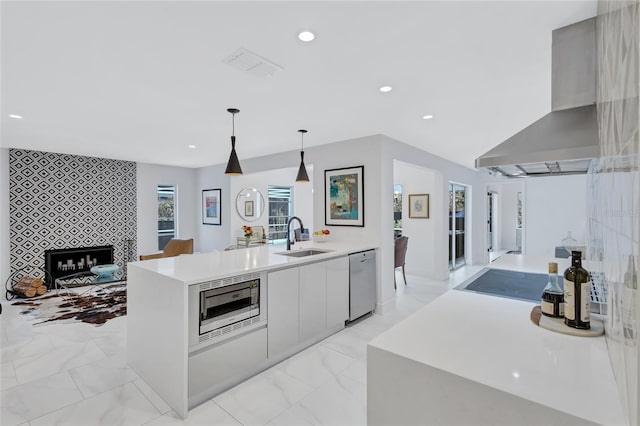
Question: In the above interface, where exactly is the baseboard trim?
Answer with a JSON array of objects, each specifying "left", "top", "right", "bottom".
[{"left": 376, "top": 297, "right": 396, "bottom": 315}]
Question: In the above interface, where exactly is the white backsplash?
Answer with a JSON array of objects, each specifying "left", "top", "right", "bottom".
[{"left": 592, "top": 1, "right": 640, "bottom": 425}]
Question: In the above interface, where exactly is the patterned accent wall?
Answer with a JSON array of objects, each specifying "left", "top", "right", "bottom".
[
  {"left": 9, "top": 149, "right": 137, "bottom": 275},
  {"left": 591, "top": 1, "right": 639, "bottom": 425}
]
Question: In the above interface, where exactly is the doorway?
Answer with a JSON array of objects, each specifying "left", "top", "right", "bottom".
[
  {"left": 487, "top": 191, "right": 498, "bottom": 253},
  {"left": 449, "top": 183, "right": 467, "bottom": 270}
]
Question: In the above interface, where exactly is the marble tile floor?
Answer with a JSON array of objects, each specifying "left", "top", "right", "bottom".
[
  {"left": 1, "top": 265, "right": 483, "bottom": 426},
  {"left": 489, "top": 250, "right": 508, "bottom": 263}
]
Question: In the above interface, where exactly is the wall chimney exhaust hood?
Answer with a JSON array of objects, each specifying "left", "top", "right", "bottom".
[{"left": 476, "top": 17, "right": 599, "bottom": 177}]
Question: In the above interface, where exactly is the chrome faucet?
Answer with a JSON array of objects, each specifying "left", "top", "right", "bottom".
[{"left": 286, "top": 216, "right": 304, "bottom": 250}]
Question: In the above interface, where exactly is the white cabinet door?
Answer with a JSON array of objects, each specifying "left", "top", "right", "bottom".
[
  {"left": 267, "top": 268, "right": 299, "bottom": 358},
  {"left": 189, "top": 328, "right": 267, "bottom": 400},
  {"left": 326, "top": 256, "right": 349, "bottom": 329},
  {"left": 299, "top": 262, "right": 327, "bottom": 343}
]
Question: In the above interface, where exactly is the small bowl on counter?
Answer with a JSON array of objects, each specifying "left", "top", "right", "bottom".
[{"left": 313, "top": 233, "right": 332, "bottom": 243}]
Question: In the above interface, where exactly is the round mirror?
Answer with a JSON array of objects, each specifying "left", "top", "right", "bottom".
[{"left": 236, "top": 187, "right": 265, "bottom": 222}]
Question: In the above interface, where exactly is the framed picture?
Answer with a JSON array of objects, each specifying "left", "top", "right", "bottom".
[
  {"left": 244, "top": 200, "right": 254, "bottom": 217},
  {"left": 202, "top": 188, "right": 221, "bottom": 225},
  {"left": 325, "top": 166, "right": 364, "bottom": 227},
  {"left": 409, "top": 194, "right": 429, "bottom": 218}
]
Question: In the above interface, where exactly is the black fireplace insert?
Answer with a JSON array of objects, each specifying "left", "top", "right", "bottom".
[{"left": 44, "top": 245, "right": 114, "bottom": 287}]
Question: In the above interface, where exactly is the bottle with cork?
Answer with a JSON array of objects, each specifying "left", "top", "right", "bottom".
[
  {"left": 564, "top": 251, "right": 591, "bottom": 329},
  {"left": 541, "top": 262, "right": 564, "bottom": 318}
]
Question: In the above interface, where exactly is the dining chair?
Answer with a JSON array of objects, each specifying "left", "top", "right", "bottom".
[
  {"left": 394, "top": 236, "right": 408, "bottom": 289},
  {"left": 139, "top": 238, "right": 194, "bottom": 260}
]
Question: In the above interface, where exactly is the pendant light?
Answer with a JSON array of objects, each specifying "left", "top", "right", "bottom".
[
  {"left": 295, "top": 129, "right": 310, "bottom": 182},
  {"left": 225, "top": 108, "right": 243, "bottom": 176}
]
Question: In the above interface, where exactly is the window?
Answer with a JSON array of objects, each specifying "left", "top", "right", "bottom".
[
  {"left": 268, "top": 186, "right": 293, "bottom": 244},
  {"left": 157, "top": 185, "right": 176, "bottom": 250}
]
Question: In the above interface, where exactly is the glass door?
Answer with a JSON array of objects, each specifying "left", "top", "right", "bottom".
[
  {"left": 393, "top": 184, "right": 402, "bottom": 239},
  {"left": 449, "top": 184, "right": 466, "bottom": 269},
  {"left": 157, "top": 185, "right": 176, "bottom": 250}
]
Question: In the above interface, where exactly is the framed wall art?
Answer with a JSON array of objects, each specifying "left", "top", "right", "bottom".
[
  {"left": 202, "top": 188, "right": 222, "bottom": 225},
  {"left": 409, "top": 194, "right": 429, "bottom": 218},
  {"left": 325, "top": 166, "right": 364, "bottom": 227}
]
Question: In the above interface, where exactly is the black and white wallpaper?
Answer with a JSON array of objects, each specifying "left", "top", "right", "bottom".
[{"left": 9, "top": 149, "right": 137, "bottom": 274}]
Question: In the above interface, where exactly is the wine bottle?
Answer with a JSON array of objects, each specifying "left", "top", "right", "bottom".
[
  {"left": 541, "top": 262, "right": 564, "bottom": 318},
  {"left": 564, "top": 251, "right": 591, "bottom": 329}
]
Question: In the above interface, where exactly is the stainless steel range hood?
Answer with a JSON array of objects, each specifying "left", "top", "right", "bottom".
[{"left": 476, "top": 17, "right": 599, "bottom": 177}]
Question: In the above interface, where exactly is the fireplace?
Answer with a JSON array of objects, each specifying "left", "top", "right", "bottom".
[{"left": 44, "top": 245, "right": 114, "bottom": 287}]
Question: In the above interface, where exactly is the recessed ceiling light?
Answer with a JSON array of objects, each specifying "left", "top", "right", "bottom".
[
  {"left": 188, "top": 144, "right": 196, "bottom": 149},
  {"left": 422, "top": 115, "right": 433, "bottom": 120},
  {"left": 9, "top": 114, "right": 23, "bottom": 119},
  {"left": 379, "top": 86, "right": 393, "bottom": 93},
  {"left": 298, "top": 31, "right": 315, "bottom": 42}
]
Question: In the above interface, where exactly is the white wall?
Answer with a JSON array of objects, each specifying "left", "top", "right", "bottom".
[
  {"left": 393, "top": 160, "right": 441, "bottom": 279},
  {"left": 382, "top": 137, "right": 489, "bottom": 283},
  {"left": 0, "top": 148, "right": 10, "bottom": 292},
  {"left": 197, "top": 163, "right": 229, "bottom": 253},
  {"left": 137, "top": 163, "right": 198, "bottom": 257},
  {"left": 228, "top": 166, "right": 314, "bottom": 243},
  {"left": 524, "top": 174, "right": 587, "bottom": 257},
  {"left": 199, "top": 135, "right": 383, "bottom": 246}
]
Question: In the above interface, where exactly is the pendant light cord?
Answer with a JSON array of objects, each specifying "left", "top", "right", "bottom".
[{"left": 298, "top": 129, "right": 307, "bottom": 151}]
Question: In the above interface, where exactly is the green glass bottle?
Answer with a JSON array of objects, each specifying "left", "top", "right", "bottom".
[{"left": 564, "top": 251, "right": 591, "bottom": 329}]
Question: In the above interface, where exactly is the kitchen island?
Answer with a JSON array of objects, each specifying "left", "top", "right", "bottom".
[
  {"left": 127, "top": 241, "right": 377, "bottom": 419},
  {"left": 367, "top": 254, "right": 625, "bottom": 425}
]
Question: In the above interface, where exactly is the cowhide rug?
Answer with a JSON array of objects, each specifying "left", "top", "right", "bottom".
[{"left": 12, "top": 287, "right": 126, "bottom": 326}]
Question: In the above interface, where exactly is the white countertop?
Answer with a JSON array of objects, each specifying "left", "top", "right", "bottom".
[
  {"left": 129, "top": 241, "right": 376, "bottom": 285},
  {"left": 369, "top": 255, "right": 626, "bottom": 425}
]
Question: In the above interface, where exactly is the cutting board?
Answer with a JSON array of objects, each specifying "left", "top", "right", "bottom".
[{"left": 530, "top": 306, "right": 604, "bottom": 337}]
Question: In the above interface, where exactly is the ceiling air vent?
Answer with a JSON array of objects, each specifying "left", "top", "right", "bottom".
[{"left": 223, "top": 48, "right": 282, "bottom": 78}]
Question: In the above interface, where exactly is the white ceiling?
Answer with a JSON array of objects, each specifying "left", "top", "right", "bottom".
[{"left": 1, "top": 0, "right": 597, "bottom": 170}]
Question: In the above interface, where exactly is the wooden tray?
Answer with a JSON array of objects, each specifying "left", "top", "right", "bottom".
[{"left": 530, "top": 306, "right": 604, "bottom": 337}]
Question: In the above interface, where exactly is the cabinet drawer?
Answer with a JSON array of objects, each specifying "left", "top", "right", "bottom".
[{"left": 188, "top": 328, "right": 267, "bottom": 400}]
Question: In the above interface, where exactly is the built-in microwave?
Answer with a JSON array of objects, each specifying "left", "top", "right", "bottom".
[
  {"left": 200, "top": 279, "right": 259, "bottom": 333},
  {"left": 188, "top": 272, "right": 266, "bottom": 351}
]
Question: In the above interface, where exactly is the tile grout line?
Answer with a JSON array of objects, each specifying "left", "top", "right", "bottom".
[
  {"left": 12, "top": 340, "right": 109, "bottom": 388},
  {"left": 132, "top": 379, "right": 166, "bottom": 418},
  {"left": 8, "top": 360, "right": 18, "bottom": 389},
  {"left": 20, "top": 371, "right": 85, "bottom": 425},
  {"left": 64, "top": 369, "right": 86, "bottom": 400},
  {"left": 210, "top": 399, "right": 246, "bottom": 425}
]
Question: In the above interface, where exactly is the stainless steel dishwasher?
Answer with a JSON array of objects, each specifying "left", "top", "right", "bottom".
[{"left": 349, "top": 250, "right": 376, "bottom": 321}]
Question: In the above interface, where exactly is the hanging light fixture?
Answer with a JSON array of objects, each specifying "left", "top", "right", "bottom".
[
  {"left": 225, "top": 108, "right": 243, "bottom": 176},
  {"left": 295, "top": 129, "right": 310, "bottom": 182}
]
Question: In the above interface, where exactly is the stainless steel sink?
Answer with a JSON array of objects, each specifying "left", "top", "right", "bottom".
[{"left": 276, "top": 249, "right": 333, "bottom": 257}]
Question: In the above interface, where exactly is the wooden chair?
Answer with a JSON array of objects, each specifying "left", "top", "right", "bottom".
[
  {"left": 139, "top": 238, "right": 194, "bottom": 261},
  {"left": 394, "top": 236, "right": 408, "bottom": 289}
]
